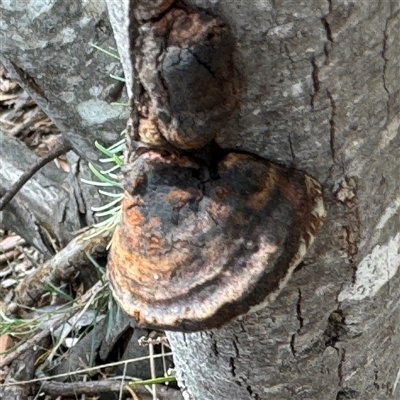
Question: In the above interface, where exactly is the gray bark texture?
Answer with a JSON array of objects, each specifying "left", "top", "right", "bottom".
[
  {"left": 1, "top": 130, "right": 71, "bottom": 256},
  {"left": 105, "top": 1, "right": 399, "bottom": 399},
  {"left": 0, "top": 130, "right": 109, "bottom": 256},
  {"left": 0, "top": 0, "right": 129, "bottom": 162},
  {"left": 0, "top": 1, "right": 129, "bottom": 254},
  {"left": 1, "top": 0, "right": 399, "bottom": 399}
]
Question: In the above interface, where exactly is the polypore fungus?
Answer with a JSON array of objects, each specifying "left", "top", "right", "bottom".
[
  {"left": 108, "top": 4, "right": 326, "bottom": 331},
  {"left": 135, "top": 8, "right": 237, "bottom": 150},
  {"left": 108, "top": 150, "right": 326, "bottom": 332}
]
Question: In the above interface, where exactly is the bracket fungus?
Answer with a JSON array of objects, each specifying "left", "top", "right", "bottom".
[
  {"left": 108, "top": 4, "right": 326, "bottom": 332},
  {"left": 135, "top": 8, "right": 237, "bottom": 150},
  {"left": 108, "top": 150, "right": 326, "bottom": 332}
]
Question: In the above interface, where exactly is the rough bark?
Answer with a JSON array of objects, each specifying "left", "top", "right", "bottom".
[
  {"left": 106, "top": 1, "right": 400, "bottom": 399},
  {"left": 0, "top": 0, "right": 129, "bottom": 163},
  {"left": 1, "top": 1, "right": 399, "bottom": 400},
  {"left": 0, "top": 130, "right": 107, "bottom": 256},
  {"left": 0, "top": 1, "right": 128, "bottom": 252},
  {"left": 1, "top": 131, "right": 77, "bottom": 256},
  {"left": 14, "top": 226, "right": 112, "bottom": 306},
  {"left": 1, "top": 338, "right": 50, "bottom": 400}
]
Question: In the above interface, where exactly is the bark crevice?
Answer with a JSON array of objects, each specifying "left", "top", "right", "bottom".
[
  {"left": 338, "top": 348, "right": 346, "bottom": 387},
  {"left": 310, "top": 57, "right": 320, "bottom": 111},
  {"left": 296, "top": 288, "right": 304, "bottom": 331},
  {"left": 290, "top": 334, "right": 297, "bottom": 357},
  {"left": 327, "top": 89, "right": 336, "bottom": 162}
]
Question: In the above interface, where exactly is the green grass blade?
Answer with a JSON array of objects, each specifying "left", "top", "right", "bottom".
[
  {"left": 94, "top": 206, "right": 122, "bottom": 217},
  {"left": 91, "top": 197, "right": 123, "bottom": 212},
  {"left": 88, "top": 163, "right": 122, "bottom": 186},
  {"left": 99, "top": 190, "right": 125, "bottom": 198},
  {"left": 43, "top": 280, "right": 74, "bottom": 302},
  {"left": 95, "top": 141, "right": 114, "bottom": 158},
  {"left": 109, "top": 74, "right": 125, "bottom": 82},
  {"left": 107, "top": 138, "right": 126, "bottom": 151},
  {"left": 110, "top": 102, "right": 129, "bottom": 107},
  {"left": 129, "top": 375, "right": 176, "bottom": 387},
  {"left": 100, "top": 164, "right": 121, "bottom": 174},
  {"left": 89, "top": 43, "right": 120, "bottom": 60},
  {"left": 80, "top": 179, "right": 117, "bottom": 187}
]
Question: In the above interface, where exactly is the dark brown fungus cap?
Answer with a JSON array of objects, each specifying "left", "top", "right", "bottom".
[
  {"left": 133, "top": 1, "right": 175, "bottom": 22},
  {"left": 107, "top": 151, "right": 326, "bottom": 332},
  {"left": 136, "top": 9, "right": 238, "bottom": 151}
]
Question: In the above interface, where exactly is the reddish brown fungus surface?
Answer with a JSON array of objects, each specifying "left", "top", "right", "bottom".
[{"left": 108, "top": 151, "right": 325, "bottom": 331}]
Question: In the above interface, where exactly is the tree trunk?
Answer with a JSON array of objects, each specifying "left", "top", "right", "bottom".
[
  {"left": 0, "top": 1, "right": 128, "bottom": 252},
  {"left": 0, "top": 1, "right": 128, "bottom": 163},
  {"left": 1, "top": 1, "right": 399, "bottom": 399},
  {"left": 105, "top": 1, "right": 400, "bottom": 399}
]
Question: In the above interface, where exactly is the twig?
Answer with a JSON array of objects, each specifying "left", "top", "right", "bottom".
[
  {"left": 46, "top": 281, "right": 101, "bottom": 363},
  {"left": 119, "top": 361, "right": 128, "bottom": 400},
  {"left": 0, "top": 138, "right": 72, "bottom": 211},
  {"left": 1, "top": 352, "right": 173, "bottom": 385},
  {"left": 39, "top": 380, "right": 182, "bottom": 400},
  {"left": 41, "top": 379, "right": 134, "bottom": 396},
  {"left": 150, "top": 342, "right": 157, "bottom": 400},
  {"left": 14, "top": 226, "right": 112, "bottom": 307},
  {"left": 0, "top": 116, "right": 17, "bottom": 126},
  {"left": 0, "top": 280, "right": 105, "bottom": 369},
  {"left": 126, "top": 385, "right": 140, "bottom": 400},
  {"left": 8, "top": 107, "right": 42, "bottom": 136},
  {"left": 0, "top": 238, "right": 26, "bottom": 253},
  {"left": 1, "top": 338, "right": 49, "bottom": 400},
  {"left": 0, "top": 250, "right": 19, "bottom": 264}
]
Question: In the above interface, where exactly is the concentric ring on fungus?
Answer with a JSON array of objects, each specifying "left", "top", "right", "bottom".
[{"left": 108, "top": 150, "right": 326, "bottom": 332}]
